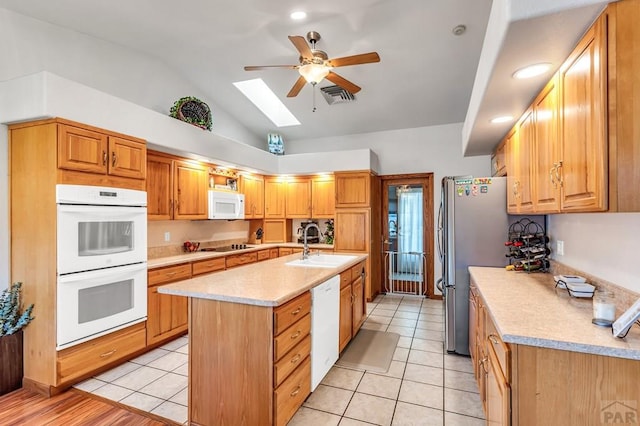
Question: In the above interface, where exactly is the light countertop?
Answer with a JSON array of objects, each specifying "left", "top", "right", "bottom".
[
  {"left": 147, "top": 243, "right": 334, "bottom": 269},
  {"left": 469, "top": 267, "right": 640, "bottom": 360},
  {"left": 158, "top": 253, "right": 367, "bottom": 307}
]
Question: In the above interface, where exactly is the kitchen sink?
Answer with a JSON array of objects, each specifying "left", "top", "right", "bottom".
[{"left": 285, "top": 254, "right": 358, "bottom": 268}]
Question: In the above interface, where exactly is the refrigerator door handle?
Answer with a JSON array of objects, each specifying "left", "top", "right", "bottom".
[
  {"left": 437, "top": 200, "right": 444, "bottom": 261},
  {"left": 436, "top": 277, "right": 443, "bottom": 292}
]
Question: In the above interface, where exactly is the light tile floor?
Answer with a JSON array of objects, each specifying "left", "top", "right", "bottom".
[{"left": 74, "top": 294, "right": 484, "bottom": 425}]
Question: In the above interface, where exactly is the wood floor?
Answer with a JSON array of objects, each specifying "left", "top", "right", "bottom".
[{"left": 0, "top": 388, "right": 179, "bottom": 426}]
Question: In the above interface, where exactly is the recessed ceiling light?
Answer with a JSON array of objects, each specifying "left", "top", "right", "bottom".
[
  {"left": 452, "top": 25, "right": 466, "bottom": 36},
  {"left": 513, "top": 63, "right": 552, "bottom": 79},
  {"left": 233, "top": 78, "right": 301, "bottom": 127},
  {"left": 290, "top": 11, "right": 307, "bottom": 20},
  {"left": 490, "top": 115, "right": 514, "bottom": 124}
]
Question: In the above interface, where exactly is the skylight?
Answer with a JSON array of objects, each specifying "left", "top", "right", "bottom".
[{"left": 233, "top": 78, "right": 301, "bottom": 127}]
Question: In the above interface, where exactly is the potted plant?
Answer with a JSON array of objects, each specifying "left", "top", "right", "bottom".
[{"left": 1, "top": 282, "right": 34, "bottom": 395}]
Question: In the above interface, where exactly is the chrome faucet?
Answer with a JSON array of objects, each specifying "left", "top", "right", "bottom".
[{"left": 302, "top": 223, "right": 321, "bottom": 259}]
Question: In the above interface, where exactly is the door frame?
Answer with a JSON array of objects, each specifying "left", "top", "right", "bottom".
[{"left": 380, "top": 173, "right": 435, "bottom": 298}]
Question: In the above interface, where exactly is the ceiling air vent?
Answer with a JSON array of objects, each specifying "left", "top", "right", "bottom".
[{"left": 320, "top": 85, "right": 356, "bottom": 105}]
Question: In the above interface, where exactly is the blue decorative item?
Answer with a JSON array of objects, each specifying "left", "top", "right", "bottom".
[{"left": 268, "top": 133, "right": 285, "bottom": 155}]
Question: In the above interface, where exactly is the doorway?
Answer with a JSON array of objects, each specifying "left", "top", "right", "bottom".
[{"left": 381, "top": 174, "right": 434, "bottom": 298}]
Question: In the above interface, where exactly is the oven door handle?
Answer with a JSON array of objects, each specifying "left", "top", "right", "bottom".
[{"left": 57, "top": 262, "right": 147, "bottom": 283}]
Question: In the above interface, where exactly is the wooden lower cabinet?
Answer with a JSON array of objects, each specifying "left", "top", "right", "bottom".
[
  {"left": 147, "top": 263, "right": 191, "bottom": 346},
  {"left": 225, "top": 251, "right": 258, "bottom": 268},
  {"left": 339, "top": 261, "right": 367, "bottom": 352},
  {"left": 189, "top": 291, "right": 312, "bottom": 426},
  {"left": 486, "top": 344, "right": 511, "bottom": 426}
]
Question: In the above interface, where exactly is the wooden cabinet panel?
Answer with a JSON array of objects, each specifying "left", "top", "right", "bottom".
[
  {"left": 559, "top": 15, "right": 608, "bottom": 212},
  {"left": 146, "top": 154, "right": 173, "bottom": 220},
  {"left": 257, "top": 249, "right": 271, "bottom": 261},
  {"left": 351, "top": 276, "right": 365, "bottom": 335},
  {"left": 286, "top": 178, "right": 312, "bottom": 218},
  {"left": 505, "top": 130, "right": 519, "bottom": 214},
  {"left": 264, "top": 219, "right": 291, "bottom": 244},
  {"left": 58, "top": 124, "right": 108, "bottom": 174},
  {"left": 174, "top": 160, "right": 208, "bottom": 220},
  {"left": 57, "top": 323, "right": 146, "bottom": 385},
  {"left": 265, "top": 178, "right": 286, "bottom": 219},
  {"left": 273, "top": 314, "right": 311, "bottom": 362},
  {"left": 192, "top": 257, "right": 226, "bottom": 276},
  {"left": 274, "top": 292, "right": 311, "bottom": 336},
  {"left": 147, "top": 285, "right": 188, "bottom": 346},
  {"left": 311, "top": 176, "right": 335, "bottom": 218},
  {"left": 225, "top": 252, "right": 258, "bottom": 269},
  {"left": 269, "top": 248, "right": 280, "bottom": 259},
  {"left": 334, "top": 209, "right": 370, "bottom": 252},
  {"left": 533, "top": 75, "right": 561, "bottom": 213},
  {"left": 279, "top": 247, "right": 293, "bottom": 257},
  {"left": 273, "top": 356, "right": 311, "bottom": 426},
  {"left": 469, "top": 285, "right": 478, "bottom": 373},
  {"left": 517, "top": 109, "right": 535, "bottom": 213},
  {"left": 241, "top": 174, "right": 264, "bottom": 218},
  {"left": 339, "top": 284, "right": 353, "bottom": 353},
  {"left": 108, "top": 136, "right": 146, "bottom": 179},
  {"left": 148, "top": 263, "right": 192, "bottom": 286},
  {"left": 491, "top": 141, "right": 507, "bottom": 177},
  {"left": 273, "top": 335, "right": 311, "bottom": 388},
  {"left": 335, "top": 172, "right": 370, "bottom": 207},
  {"left": 486, "top": 344, "right": 511, "bottom": 426}
]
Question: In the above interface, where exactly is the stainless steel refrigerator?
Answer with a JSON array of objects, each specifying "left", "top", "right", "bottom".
[{"left": 437, "top": 176, "right": 510, "bottom": 355}]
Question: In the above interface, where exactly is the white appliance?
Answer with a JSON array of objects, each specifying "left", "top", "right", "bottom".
[
  {"left": 311, "top": 275, "right": 340, "bottom": 391},
  {"left": 208, "top": 190, "right": 245, "bottom": 220},
  {"left": 56, "top": 184, "right": 148, "bottom": 350}
]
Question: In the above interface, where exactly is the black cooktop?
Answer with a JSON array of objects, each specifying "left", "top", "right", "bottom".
[{"left": 200, "top": 244, "right": 249, "bottom": 252}]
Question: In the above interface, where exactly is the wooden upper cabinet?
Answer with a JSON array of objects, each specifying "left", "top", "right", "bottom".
[
  {"left": 147, "top": 153, "right": 174, "bottom": 220},
  {"left": 264, "top": 177, "right": 286, "bottom": 219},
  {"left": 491, "top": 141, "right": 507, "bottom": 177},
  {"left": 108, "top": 136, "right": 146, "bottom": 179},
  {"left": 517, "top": 108, "right": 535, "bottom": 213},
  {"left": 174, "top": 160, "right": 208, "bottom": 220},
  {"left": 334, "top": 209, "right": 370, "bottom": 252},
  {"left": 533, "top": 74, "right": 561, "bottom": 213},
  {"left": 286, "top": 178, "right": 312, "bottom": 218},
  {"left": 311, "top": 175, "right": 335, "bottom": 218},
  {"left": 58, "top": 124, "right": 146, "bottom": 179},
  {"left": 335, "top": 172, "right": 371, "bottom": 207},
  {"left": 241, "top": 174, "right": 264, "bottom": 218},
  {"left": 504, "top": 129, "right": 519, "bottom": 214},
  {"left": 559, "top": 14, "right": 608, "bottom": 212},
  {"left": 58, "top": 124, "right": 108, "bottom": 174}
]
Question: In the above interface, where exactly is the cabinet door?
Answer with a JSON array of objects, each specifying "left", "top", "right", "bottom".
[
  {"left": 469, "top": 287, "right": 478, "bottom": 377},
  {"left": 517, "top": 109, "right": 535, "bottom": 213},
  {"left": 339, "top": 284, "right": 353, "bottom": 352},
  {"left": 352, "top": 276, "right": 365, "bottom": 335},
  {"left": 334, "top": 209, "right": 370, "bottom": 252},
  {"left": 108, "top": 136, "right": 147, "bottom": 179},
  {"left": 335, "top": 172, "right": 370, "bottom": 207},
  {"left": 147, "top": 286, "right": 188, "bottom": 346},
  {"left": 174, "top": 160, "right": 208, "bottom": 220},
  {"left": 504, "top": 130, "right": 519, "bottom": 214},
  {"left": 58, "top": 124, "right": 108, "bottom": 174},
  {"left": 146, "top": 154, "right": 174, "bottom": 220},
  {"left": 264, "top": 178, "right": 286, "bottom": 218},
  {"left": 559, "top": 16, "right": 608, "bottom": 212},
  {"left": 312, "top": 176, "right": 336, "bottom": 218},
  {"left": 533, "top": 75, "right": 561, "bottom": 213},
  {"left": 242, "top": 175, "right": 264, "bottom": 218},
  {"left": 491, "top": 141, "right": 507, "bottom": 177},
  {"left": 486, "top": 345, "right": 511, "bottom": 426},
  {"left": 264, "top": 219, "right": 288, "bottom": 243},
  {"left": 286, "top": 178, "right": 311, "bottom": 218}
]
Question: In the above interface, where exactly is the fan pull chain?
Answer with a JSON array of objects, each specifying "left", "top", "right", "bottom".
[{"left": 312, "top": 83, "right": 317, "bottom": 112}]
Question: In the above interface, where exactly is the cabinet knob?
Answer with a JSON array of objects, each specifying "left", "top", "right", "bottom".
[
  {"left": 112, "top": 152, "right": 117, "bottom": 167},
  {"left": 102, "top": 150, "right": 107, "bottom": 166}
]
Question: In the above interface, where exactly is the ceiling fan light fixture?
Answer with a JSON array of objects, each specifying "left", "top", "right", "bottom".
[
  {"left": 513, "top": 63, "right": 552, "bottom": 79},
  {"left": 290, "top": 11, "right": 307, "bottom": 20},
  {"left": 298, "top": 63, "right": 330, "bottom": 84}
]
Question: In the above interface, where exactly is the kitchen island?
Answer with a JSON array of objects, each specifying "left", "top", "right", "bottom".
[
  {"left": 159, "top": 252, "right": 368, "bottom": 426},
  {"left": 469, "top": 267, "right": 640, "bottom": 425}
]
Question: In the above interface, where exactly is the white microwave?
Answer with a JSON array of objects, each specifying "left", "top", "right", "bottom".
[{"left": 208, "top": 190, "right": 245, "bottom": 220}]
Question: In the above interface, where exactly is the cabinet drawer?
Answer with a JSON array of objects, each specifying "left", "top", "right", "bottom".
[
  {"left": 274, "top": 314, "right": 311, "bottom": 362},
  {"left": 351, "top": 261, "right": 366, "bottom": 281},
  {"left": 274, "top": 334, "right": 311, "bottom": 388},
  {"left": 274, "top": 356, "right": 311, "bottom": 426},
  {"left": 192, "top": 257, "right": 226, "bottom": 276},
  {"left": 274, "top": 292, "right": 311, "bottom": 336},
  {"left": 340, "top": 271, "right": 351, "bottom": 289},
  {"left": 270, "top": 248, "right": 280, "bottom": 259},
  {"left": 278, "top": 247, "right": 293, "bottom": 257},
  {"left": 257, "top": 249, "right": 270, "bottom": 261},
  {"left": 225, "top": 252, "right": 258, "bottom": 268},
  {"left": 148, "top": 263, "right": 192, "bottom": 286},
  {"left": 57, "top": 323, "right": 146, "bottom": 384},
  {"left": 486, "top": 315, "right": 511, "bottom": 380}
]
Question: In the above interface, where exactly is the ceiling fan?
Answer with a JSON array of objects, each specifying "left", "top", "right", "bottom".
[{"left": 244, "top": 31, "right": 380, "bottom": 97}]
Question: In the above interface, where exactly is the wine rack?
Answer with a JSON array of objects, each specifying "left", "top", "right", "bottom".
[{"left": 505, "top": 218, "right": 549, "bottom": 273}]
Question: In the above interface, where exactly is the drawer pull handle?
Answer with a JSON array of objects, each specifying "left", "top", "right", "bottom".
[
  {"left": 102, "top": 150, "right": 107, "bottom": 166},
  {"left": 290, "top": 354, "right": 301, "bottom": 364},
  {"left": 488, "top": 334, "right": 499, "bottom": 345},
  {"left": 291, "top": 331, "right": 301, "bottom": 340},
  {"left": 112, "top": 152, "right": 117, "bottom": 167},
  {"left": 290, "top": 386, "right": 301, "bottom": 397},
  {"left": 291, "top": 307, "right": 302, "bottom": 316},
  {"left": 166, "top": 272, "right": 177, "bottom": 277},
  {"left": 100, "top": 349, "right": 117, "bottom": 358}
]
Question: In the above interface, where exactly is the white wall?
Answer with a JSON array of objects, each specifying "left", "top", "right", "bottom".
[
  {"left": 549, "top": 213, "right": 640, "bottom": 294},
  {"left": 0, "top": 125, "right": 8, "bottom": 291},
  {"left": 290, "top": 123, "right": 493, "bottom": 290}
]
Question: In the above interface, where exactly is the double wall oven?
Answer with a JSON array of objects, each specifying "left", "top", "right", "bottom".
[{"left": 56, "top": 184, "right": 147, "bottom": 350}]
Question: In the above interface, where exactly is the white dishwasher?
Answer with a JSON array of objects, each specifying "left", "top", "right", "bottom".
[{"left": 311, "top": 275, "right": 340, "bottom": 391}]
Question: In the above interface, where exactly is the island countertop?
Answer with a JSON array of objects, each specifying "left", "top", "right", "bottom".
[
  {"left": 469, "top": 266, "right": 640, "bottom": 360},
  {"left": 158, "top": 252, "right": 367, "bottom": 307}
]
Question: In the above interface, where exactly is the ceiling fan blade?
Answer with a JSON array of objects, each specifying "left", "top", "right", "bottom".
[
  {"left": 327, "top": 52, "right": 380, "bottom": 68},
  {"left": 244, "top": 65, "right": 299, "bottom": 71},
  {"left": 287, "top": 76, "right": 307, "bottom": 97},
  {"left": 288, "top": 35, "right": 313, "bottom": 60},
  {"left": 325, "top": 71, "right": 361, "bottom": 94}
]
